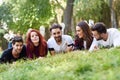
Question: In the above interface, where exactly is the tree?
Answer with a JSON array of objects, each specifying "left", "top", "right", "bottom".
[
  {"left": 63, "top": 0, "right": 74, "bottom": 35},
  {"left": 51, "top": 0, "right": 75, "bottom": 35},
  {"left": 113, "top": 0, "right": 120, "bottom": 27},
  {"left": 1, "top": 0, "right": 52, "bottom": 33},
  {"left": 109, "top": 0, "right": 117, "bottom": 28}
]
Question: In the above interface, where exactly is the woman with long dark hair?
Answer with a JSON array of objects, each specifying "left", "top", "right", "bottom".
[
  {"left": 26, "top": 29, "right": 47, "bottom": 59},
  {"left": 75, "top": 21, "right": 98, "bottom": 51}
]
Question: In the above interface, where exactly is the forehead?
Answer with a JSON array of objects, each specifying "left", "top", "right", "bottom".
[
  {"left": 51, "top": 28, "right": 61, "bottom": 33},
  {"left": 13, "top": 42, "right": 23, "bottom": 45},
  {"left": 92, "top": 30, "right": 99, "bottom": 34},
  {"left": 30, "top": 32, "right": 37, "bottom": 35},
  {"left": 76, "top": 26, "right": 82, "bottom": 30}
]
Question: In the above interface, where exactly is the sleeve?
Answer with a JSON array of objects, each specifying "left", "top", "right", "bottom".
[
  {"left": 89, "top": 38, "right": 99, "bottom": 51},
  {"left": 66, "top": 36, "right": 74, "bottom": 45},
  {"left": 47, "top": 39, "right": 55, "bottom": 51},
  {"left": 113, "top": 31, "right": 120, "bottom": 47},
  {"left": 74, "top": 38, "right": 80, "bottom": 50},
  {"left": 113, "top": 36, "right": 120, "bottom": 47},
  {"left": 0, "top": 51, "right": 9, "bottom": 63}
]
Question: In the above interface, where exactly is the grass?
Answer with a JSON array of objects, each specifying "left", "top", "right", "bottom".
[{"left": 0, "top": 48, "right": 120, "bottom": 80}]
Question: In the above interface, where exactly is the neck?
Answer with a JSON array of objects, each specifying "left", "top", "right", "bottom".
[
  {"left": 57, "top": 41, "right": 62, "bottom": 45},
  {"left": 34, "top": 42, "right": 39, "bottom": 46},
  {"left": 12, "top": 50, "right": 19, "bottom": 58}
]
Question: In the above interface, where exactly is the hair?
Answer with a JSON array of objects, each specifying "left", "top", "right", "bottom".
[
  {"left": 50, "top": 23, "right": 62, "bottom": 32},
  {"left": 91, "top": 22, "right": 107, "bottom": 34},
  {"left": 26, "top": 29, "right": 47, "bottom": 58},
  {"left": 12, "top": 36, "right": 23, "bottom": 45},
  {"left": 76, "top": 21, "right": 93, "bottom": 49}
]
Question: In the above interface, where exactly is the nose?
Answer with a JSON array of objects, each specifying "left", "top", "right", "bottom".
[{"left": 18, "top": 46, "right": 22, "bottom": 49}]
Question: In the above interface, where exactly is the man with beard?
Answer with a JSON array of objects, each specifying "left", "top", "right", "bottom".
[
  {"left": 91, "top": 22, "right": 120, "bottom": 48},
  {"left": 0, "top": 36, "right": 27, "bottom": 63},
  {"left": 47, "top": 23, "right": 74, "bottom": 55}
]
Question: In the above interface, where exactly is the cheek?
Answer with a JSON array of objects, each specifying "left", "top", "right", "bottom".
[
  {"left": 78, "top": 31, "right": 83, "bottom": 37},
  {"left": 30, "top": 36, "right": 33, "bottom": 40}
]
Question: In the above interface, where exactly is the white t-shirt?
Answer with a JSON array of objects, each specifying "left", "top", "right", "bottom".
[
  {"left": 97, "top": 28, "right": 120, "bottom": 48},
  {"left": 89, "top": 38, "right": 99, "bottom": 51},
  {"left": 47, "top": 35, "right": 74, "bottom": 53}
]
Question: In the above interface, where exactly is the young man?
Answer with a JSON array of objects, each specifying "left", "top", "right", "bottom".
[
  {"left": 91, "top": 22, "right": 120, "bottom": 48},
  {"left": 0, "top": 36, "right": 27, "bottom": 63},
  {"left": 47, "top": 23, "right": 74, "bottom": 55}
]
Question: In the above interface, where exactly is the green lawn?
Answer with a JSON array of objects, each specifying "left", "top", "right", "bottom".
[{"left": 0, "top": 48, "right": 120, "bottom": 80}]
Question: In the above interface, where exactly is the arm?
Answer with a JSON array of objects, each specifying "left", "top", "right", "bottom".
[
  {"left": 65, "top": 44, "right": 74, "bottom": 52},
  {"left": 65, "top": 35, "right": 74, "bottom": 52},
  {"left": 49, "top": 48, "right": 55, "bottom": 56},
  {"left": 89, "top": 38, "right": 99, "bottom": 51},
  {"left": 0, "top": 51, "right": 9, "bottom": 63}
]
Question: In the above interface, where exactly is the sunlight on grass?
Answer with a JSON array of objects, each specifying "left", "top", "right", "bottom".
[{"left": 0, "top": 48, "right": 120, "bottom": 80}]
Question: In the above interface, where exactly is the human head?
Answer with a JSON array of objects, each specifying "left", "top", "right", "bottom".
[
  {"left": 12, "top": 36, "right": 24, "bottom": 54},
  {"left": 91, "top": 22, "right": 107, "bottom": 40},
  {"left": 76, "top": 21, "right": 93, "bottom": 49},
  {"left": 50, "top": 23, "right": 62, "bottom": 42},
  {"left": 26, "top": 29, "right": 47, "bottom": 58},
  {"left": 26, "top": 29, "right": 44, "bottom": 46},
  {"left": 76, "top": 21, "right": 92, "bottom": 39}
]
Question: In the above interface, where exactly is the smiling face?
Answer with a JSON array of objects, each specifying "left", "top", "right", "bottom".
[
  {"left": 92, "top": 30, "right": 102, "bottom": 40},
  {"left": 76, "top": 26, "right": 84, "bottom": 38},
  {"left": 12, "top": 42, "right": 23, "bottom": 54},
  {"left": 51, "top": 28, "right": 62, "bottom": 42},
  {"left": 30, "top": 32, "right": 39, "bottom": 45}
]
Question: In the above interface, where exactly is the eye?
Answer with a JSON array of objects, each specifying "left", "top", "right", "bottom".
[
  {"left": 57, "top": 32, "right": 60, "bottom": 34},
  {"left": 53, "top": 33, "right": 56, "bottom": 35}
]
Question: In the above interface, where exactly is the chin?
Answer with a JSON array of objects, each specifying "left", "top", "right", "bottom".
[{"left": 78, "top": 36, "right": 82, "bottom": 38}]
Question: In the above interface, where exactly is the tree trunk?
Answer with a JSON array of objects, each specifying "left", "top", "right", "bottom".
[
  {"left": 63, "top": 0, "right": 74, "bottom": 35},
  {"left": 109, "top": 0, "right": 117, "bottom": 28}
]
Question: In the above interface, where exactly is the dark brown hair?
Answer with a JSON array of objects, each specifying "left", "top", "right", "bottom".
[
  {"left": 91, "top": 22, "right": 107, "bottom": 34},
  {"left": 50, "top": 23, "right": 62, "bottom": 32},
  {"left": 77, "top": 21, "right": 93, "bottom": 49}
]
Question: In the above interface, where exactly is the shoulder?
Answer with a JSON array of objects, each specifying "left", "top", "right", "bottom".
[
  {"left": 107, "top": 28, "right": 119, "bottom": 33},
  {"left": 62, "top": 35, "right": 73, "bottom": 40},
  {"left": 63, "top": 35, "right": 72, "bottom": 38},
  {"left": 1, "top": 48, "right": 12, "bottom": 57},
  {"left": 47, "top": 37, "right": 54, "bottom": 43},
  {"left": 62, "top": 35, "right": 74, "bottom": 44},
  {"left": 22, "top": 45, "right": 26, "bottom": 51},
  {"left": 107, "top": 28, "right": 120, "bottom": 36}
]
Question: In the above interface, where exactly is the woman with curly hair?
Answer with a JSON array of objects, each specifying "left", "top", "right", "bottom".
[{"left": 26, "top": 29, "right": 48, "bottom": 59}]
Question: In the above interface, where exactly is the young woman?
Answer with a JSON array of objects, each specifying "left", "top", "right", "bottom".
[
  {"left": 26, "top": 29, "right": 48, "bottom": 59},
  {"left": 75, "top": 21, "right": 98, "bottom": 51}
]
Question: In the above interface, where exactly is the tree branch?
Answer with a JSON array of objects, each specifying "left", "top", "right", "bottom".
[{"left": 55, "top": 0, "right": 65, "bottom": 11}]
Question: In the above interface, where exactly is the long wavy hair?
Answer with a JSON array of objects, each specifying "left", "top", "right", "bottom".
[
  {"left": 77, "top": 21, "right": 93, "bottom": 49},
  {"left": 26, "top": 29, "right": 47, "bottom": 58}
]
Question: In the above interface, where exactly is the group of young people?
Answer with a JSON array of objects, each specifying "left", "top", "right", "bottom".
[{"left": 1, "top": 21, "right": 120, "bottom": 63}]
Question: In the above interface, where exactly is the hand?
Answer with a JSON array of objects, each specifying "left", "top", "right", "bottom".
[
  {"left": 65, "top": 46, "right": 73, "bottom": 52},
  {"left": 94, "top": 46, "right": 99, "bottom": 51}
]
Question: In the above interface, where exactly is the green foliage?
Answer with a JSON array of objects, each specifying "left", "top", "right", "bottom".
[
  {"left": 0, "top": 0, "right": 52, "bottom": 33},
  {"left": 0, "top": 2, "right": 13, "bottom": 24},
  {"left": 74, "top": 0, "right": 104, "bottom": 21},
  {"left": 114, "top": 0, "right": 120, "bottom": 17},
  {"left": 0, "top": 48, "right": 120, "bottom": 80}
]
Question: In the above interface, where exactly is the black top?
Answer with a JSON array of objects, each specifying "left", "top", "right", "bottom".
[{"left": 0, "top": 45, "right": 27, "bottom": 63}]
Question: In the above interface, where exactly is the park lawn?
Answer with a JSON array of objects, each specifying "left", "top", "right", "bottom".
[{"left": 0, "top": 48, "right": 120, "bottom": 80}]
